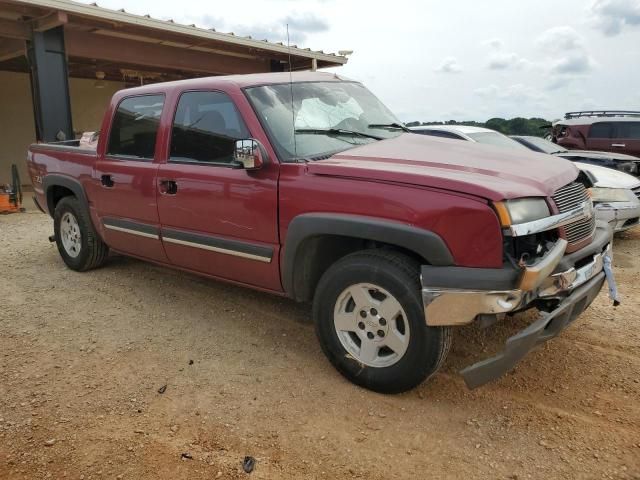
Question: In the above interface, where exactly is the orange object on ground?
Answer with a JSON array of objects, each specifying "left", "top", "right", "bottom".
[
  {"left": 0, "top": 164, "right": 23, "bottom": 214},
  {"left": 0, "top": 192, "right": 20, "bottom": 213}
]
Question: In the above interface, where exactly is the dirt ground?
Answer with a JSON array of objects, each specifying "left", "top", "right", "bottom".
[{"left": 1, "top": 206, "right": 639, "bottom": 480}]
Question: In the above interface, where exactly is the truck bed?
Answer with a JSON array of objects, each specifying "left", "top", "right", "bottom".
[{"left": 28, "top": 141, "right": 98, "bottom": 216}]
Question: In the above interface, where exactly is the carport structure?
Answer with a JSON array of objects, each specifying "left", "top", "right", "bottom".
[{"left": 0, "top": 0, "right": 347, "bottom": 183}]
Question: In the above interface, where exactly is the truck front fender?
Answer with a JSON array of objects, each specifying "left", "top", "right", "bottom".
[{"left": 281, "top": 213, "right": 454, "bottom": 299}]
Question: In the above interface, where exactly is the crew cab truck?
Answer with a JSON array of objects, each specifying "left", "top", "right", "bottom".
[{"left": 27, "top": 72, "right": 613, "bottom": 393}]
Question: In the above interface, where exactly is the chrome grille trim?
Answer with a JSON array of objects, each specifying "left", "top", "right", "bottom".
[
  {"left": 633, "top": 186, "right": 640, "bottom": 201},
  {"left": 552, "top": 182, "right": 595, "bottom": 245}
]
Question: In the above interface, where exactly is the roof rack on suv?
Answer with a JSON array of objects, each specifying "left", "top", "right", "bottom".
[{"left": 564, "top": 110, "right": 640, "bottom": 120}]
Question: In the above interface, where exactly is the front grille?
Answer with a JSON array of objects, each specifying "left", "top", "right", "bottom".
[
  {"left": 633, "top": 186, "right": 640, "bottom": 201},
  {"left": 552, "top": 182, "right": 595, "bottom": 244}
]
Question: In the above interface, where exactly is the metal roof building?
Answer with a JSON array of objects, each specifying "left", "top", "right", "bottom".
[{"left": 0, "top": 0, "right": 348, "bottom": 183}]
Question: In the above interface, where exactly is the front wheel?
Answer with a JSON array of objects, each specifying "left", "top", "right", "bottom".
[{"left": 313, "top": 250, "right": 452, "bottom": 394}]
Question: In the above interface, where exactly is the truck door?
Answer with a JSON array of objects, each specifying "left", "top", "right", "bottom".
[
  {"left": 91, "top": 94, "right": 167, "bottom": 262},
  {"left": 156, "top": 90, "right": 281, "bottom": 291}
]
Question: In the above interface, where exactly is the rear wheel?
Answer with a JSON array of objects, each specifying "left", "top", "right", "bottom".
[
  {"left": 53, "top": 196, "right": 108, "bottom": 271},
  {"left": 313, "top": 250, "right": 452, "bottom": 393}
]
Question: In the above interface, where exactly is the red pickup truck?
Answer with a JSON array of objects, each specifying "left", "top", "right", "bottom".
[{"left": 27, "top": 72, "right": 613, "bottom": 393}]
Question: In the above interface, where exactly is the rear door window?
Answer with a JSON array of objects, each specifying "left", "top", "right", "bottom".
[
  {"left": 588, "top": 122, "right": 614, "bottom": 139},
  {"left": 170, "top": 91, "right": 249, "bottom": 165},
  {"left": 107, "top": 95, "right": 165, "bottom": 159},
  {"left": 615, "top": 122, "right": 640, "bottom": 139}
]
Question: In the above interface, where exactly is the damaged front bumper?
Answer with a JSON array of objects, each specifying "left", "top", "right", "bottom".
[
  {"left": 421, "top": 223, "right": 614, "bottom": 389},
  {"left": 459, "top": 271, "right": 605, "bottom": 389}
]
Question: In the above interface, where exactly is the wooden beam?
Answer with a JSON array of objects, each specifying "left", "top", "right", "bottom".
[
  {"left": 0, "top": 18, "right": 30, "bottom": 40},
  {"left": 64, "top": 29, "right": 270, "bottom": 75},
  {"left": 0, "top": 38, "right": 25, "bottom": 61},
  {"left": 32, "top": 11, "right": 67, "bottom": 32}
]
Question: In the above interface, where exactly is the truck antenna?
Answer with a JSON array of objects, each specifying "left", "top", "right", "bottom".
[{"left": 286, "top": 24, "right": 298, "bottom": 160}]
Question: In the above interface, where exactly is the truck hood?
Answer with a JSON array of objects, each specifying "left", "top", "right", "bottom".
[{"left": 307, "top": 133, "right": 578, "bottom": 201}]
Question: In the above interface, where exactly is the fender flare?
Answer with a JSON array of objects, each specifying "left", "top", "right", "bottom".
[
  {"left": 281, "top": 213, "right": 454, "bottom": 298},
  {"left": 42, "top": 174, "right": 89, "bottom": 217}
]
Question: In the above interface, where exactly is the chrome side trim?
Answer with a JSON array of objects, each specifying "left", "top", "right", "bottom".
[
  {"left": 104, "top": 224, "right": 159, "bottom": 240},
  {"left": 508, "top": 200, "right": 594, "bottom": 237},
  {"left": 162, "top": 236, "right": 272, "bottom": 263}
]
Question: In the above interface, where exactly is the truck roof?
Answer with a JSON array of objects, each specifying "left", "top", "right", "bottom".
[{"left": 114, "top": 71, "right": 351, "bottom": 96}]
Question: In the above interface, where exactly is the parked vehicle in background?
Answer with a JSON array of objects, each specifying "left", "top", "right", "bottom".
[
  {"left": 550, "top": 111, "right": 640, "bottom": 158},
  {"left": 27, "top": 72, "right": 614, "bottom": 393},
  {"left": 510, "top": 135, "right": 640, "bottom": 177},
  {"left": 409, "top": 125, "right": 531, "bottom": 150},
  {"left": 574, "top": 162, "right": 640, "bottom": 233},
  {"left": 510, "top": 136, "right": 640, "bottom": 232},
  {"left": 411, "top": 126, "right": 639, "bottom": 232}
]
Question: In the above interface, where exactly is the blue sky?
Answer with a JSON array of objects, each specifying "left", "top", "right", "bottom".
[{"left": 77, "top": 0, "right": 640, "bottom": 122}]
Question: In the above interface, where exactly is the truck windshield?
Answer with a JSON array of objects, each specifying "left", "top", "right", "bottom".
[{"left": 244, "top": 81, "right": 404, "bottom": 161}]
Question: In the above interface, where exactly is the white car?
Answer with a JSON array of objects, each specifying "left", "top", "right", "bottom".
[
  {"left": 577, "top": 162, "right": 640, "bottom": 232},
  {"left": 411, "top": 125, "right": 640, "bottom": 232},
  {"left": 409, "top": 124, "right": 532, "bottom": 149}
]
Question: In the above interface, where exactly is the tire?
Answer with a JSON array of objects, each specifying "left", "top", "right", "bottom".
[
  {"left": 313, "top": 250, "right": 452, "bottom": 394},
  {"left": 53, "top": 196, "right": 109, "bottom": 272}
]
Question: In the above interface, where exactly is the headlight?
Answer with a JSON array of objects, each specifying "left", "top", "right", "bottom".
[
  {"left": 493, "top": 198, "right": 550, "bottom": 227},
  {"left": 589, "top": 187, "right": 631, "bottom": 203},
  {"left": 618, "top": 162, "right": 637, "bottom": 175}
]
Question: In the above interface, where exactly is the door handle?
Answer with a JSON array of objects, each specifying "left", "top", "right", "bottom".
[
  {"left": 101, "top": 174, "right": 114, "bottom": 188},
  {"left": 159, "top": 179, "right": 178, "bottom": 195},
  {"left": 611, "top": 143, "right": 626, "bottom": 148}
]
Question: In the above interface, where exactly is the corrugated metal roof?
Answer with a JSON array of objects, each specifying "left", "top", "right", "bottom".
[{"left": 7, "top": 0, "right": 348, "bottom": 65}]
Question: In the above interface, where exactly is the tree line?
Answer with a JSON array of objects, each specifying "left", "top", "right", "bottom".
[{"left": 405, "top": 117, "right": 551, "bottom": 137}]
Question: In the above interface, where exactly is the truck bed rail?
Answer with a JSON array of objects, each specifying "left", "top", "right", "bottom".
[{"left": 29, "top": 141, "right": 96, "bottom": 155}]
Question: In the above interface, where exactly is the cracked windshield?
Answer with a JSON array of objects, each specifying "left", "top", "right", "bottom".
[{"left": 245, "top": 81, "right": 404, "bottom": 161}]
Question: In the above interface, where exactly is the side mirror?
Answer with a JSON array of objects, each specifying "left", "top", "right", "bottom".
[{"left": 233, "top": 139, "right": 267, "bottom": 170}]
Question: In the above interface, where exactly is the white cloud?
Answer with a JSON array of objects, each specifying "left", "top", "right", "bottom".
[
  {"left": 224, "top": 12, "right": 329, "bottom": 44},
  {"left": 474, "top": 85, "right": 500, "bottom": 98},
  {"left": 483, "top": 38, "right": 504, "bottom": 49},
  {"left": 536, "top": 26, "right": 586, "bottom": 50},
  {"left": 536, "top": 26, "right": 596, "bottom": 75},
  {"left": 435, "top": 57, "right": 462, "bottom": 74},
  {"left": 551, "top": 52, "right": 596, "bottom": 74},
  {"left": 544, "top": 77, "right": 572, "bottom": 91},
  {"left": 487, "top": 52, "right": 531, "bottom": 70},
  {"left": 589, "top": 0, "right": 640, "bottom": 35}
]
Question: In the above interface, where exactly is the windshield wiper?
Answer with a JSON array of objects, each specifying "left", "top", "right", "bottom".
[
  {"left": 295, "top": 128, "right": 384, "bottom": 141},
  {"left": 368, "top": 122, "right": 411, "bottom": 132}
]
